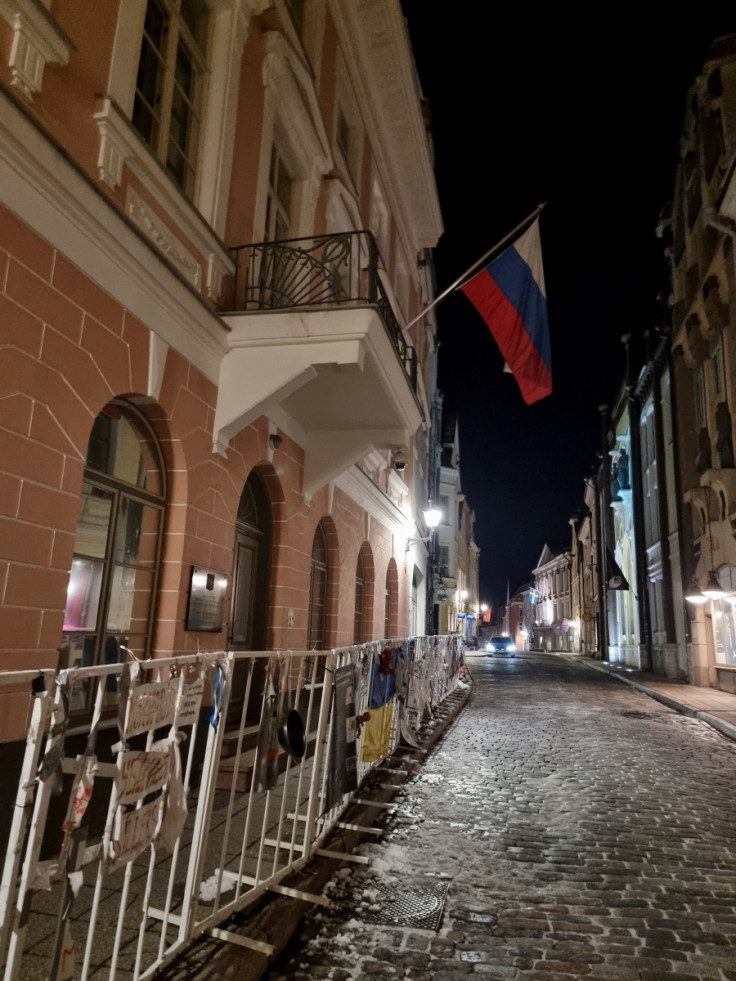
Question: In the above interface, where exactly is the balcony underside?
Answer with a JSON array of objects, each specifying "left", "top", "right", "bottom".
[{"left": 214, "top": 306, "right": 422, "bottom": 498}]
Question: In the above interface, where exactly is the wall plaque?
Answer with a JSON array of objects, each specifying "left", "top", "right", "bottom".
[{"left": 186, "top": 567, "right": 228, "bottom": 632}]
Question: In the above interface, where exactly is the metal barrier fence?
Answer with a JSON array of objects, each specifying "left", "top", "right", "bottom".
[{"left": 0, "top": 635, "right": 464, "bottom": 980}]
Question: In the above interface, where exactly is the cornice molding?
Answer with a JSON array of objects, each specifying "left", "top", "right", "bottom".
[
  {"left": 0, "top": 89, "right": 228, "bottom": 382},
  {"left": 262, "top": 30, "right": 332, "bottom": 176},
  {"left": 329, "top": 0, "right": 443, "bottom": 257},
  {"left": 335, "top": 465, "right": 410, "bottom": 536}
]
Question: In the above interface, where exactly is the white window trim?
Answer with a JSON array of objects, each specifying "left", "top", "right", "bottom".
[
  {"left": 0, "top": 88, "right": 228, "bottom": 383},
  {"left": 254, "top": 30, "right": 332, "bottom": 241},
  {"left": 95, "top": 0, "right": 270, "bottom": 292},
  {"left": 0, "top": 0, "right": 72, "bottom": 101},
  {"left": 94, "top": 97, "right": 232, "bottom": 300}
]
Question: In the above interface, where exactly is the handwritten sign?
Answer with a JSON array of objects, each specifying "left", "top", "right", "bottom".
[
  {"left": 62, "top": 755, "right": 98, "bottom": 834},
  {"left": 115, "top": 749, "right": 171, "bottom": 806},
  {"left": 125, "top": 679, "right": 179, "bottom": 738},
  {"left": 177, "top": 664, "right": 204, "bottom": 726},
  {"left": 109, "top": 798, "right": 161, "bottom": 867}
]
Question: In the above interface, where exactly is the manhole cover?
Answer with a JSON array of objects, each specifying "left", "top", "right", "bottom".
[{"left": 355, "top": 877, "right": 448, "bottom": 931}]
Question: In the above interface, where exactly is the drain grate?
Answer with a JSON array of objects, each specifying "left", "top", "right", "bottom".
[{"left": 355, "top": 877, "right": 448, "bottom": 931}]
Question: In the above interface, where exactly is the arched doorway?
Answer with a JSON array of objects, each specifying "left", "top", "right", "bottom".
[
  {"left": 228, "top": 469, "right": 272, "bottom": 725},
  {"left": 307, "top": 522, "right": 329, "bottom": 650}
]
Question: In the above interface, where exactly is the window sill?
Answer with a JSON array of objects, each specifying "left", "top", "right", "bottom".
[{"left": 94, "top": 97, "right": 233, "bottom": 302}]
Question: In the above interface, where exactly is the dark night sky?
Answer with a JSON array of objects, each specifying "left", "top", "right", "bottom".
[{"left": 401, "top": 3, "right": 735, "bottom": 611}]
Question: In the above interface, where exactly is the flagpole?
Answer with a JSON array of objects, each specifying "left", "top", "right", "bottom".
[{"left": 404, "top": 202, "right": 547, "bottom": 331}]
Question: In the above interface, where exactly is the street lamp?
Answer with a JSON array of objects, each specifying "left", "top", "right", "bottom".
[
  {"left": 702, "top": 571, "right": 727, "bottom": 600},
  {"left": 406, "top": 504, "right": 442, "bottom": 550}
]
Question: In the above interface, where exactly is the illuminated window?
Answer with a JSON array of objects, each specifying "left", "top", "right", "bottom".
[
  {"left": 712, "top": 579, "right": 736, "bottom": 667},
  {"left": 132, "top": 0, "right": 208, "bottom": 198},
  {"left": 61, "top": 402, "right": 165, "bottom": 712}
]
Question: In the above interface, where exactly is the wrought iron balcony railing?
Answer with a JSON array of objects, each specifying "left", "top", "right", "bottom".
[{"left": 228, "top": 231, "right": 418, "bottom": 393}]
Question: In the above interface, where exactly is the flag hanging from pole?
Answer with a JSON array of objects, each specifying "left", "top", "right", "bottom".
[{"left": 460, "top": 219, "right": 551, "bottom": 405}]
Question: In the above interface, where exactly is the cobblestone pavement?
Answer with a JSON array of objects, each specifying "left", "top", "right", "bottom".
[{"left": 266, "top": 653, "right": 736, "bottom": 981}]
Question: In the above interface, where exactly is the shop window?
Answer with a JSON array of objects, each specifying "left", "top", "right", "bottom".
[
  {"left": 712, "top": 580, "right": 736, "bottom": 667},
  {"left": 307, "top": 522, "right": 328, "bottom": 650},
  {"left": 132, "top": 0, "right": 209, "bottom": 198},
  {"left": 61, "top": 402, "right": 166, "bottom": 713}
]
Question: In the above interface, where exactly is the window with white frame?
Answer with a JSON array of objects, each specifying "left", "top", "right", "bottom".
[
  {"left": 61, "top": 402, "right": 166, "bottom": 714},
  {"left": 132, "top": 0, "right": 209, "bottom": 199},
  {"left": 265, "top": 145, "right": 294, "bottom": 242}
]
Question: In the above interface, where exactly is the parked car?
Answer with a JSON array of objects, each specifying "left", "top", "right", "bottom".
[{"left": 485, "top": 636, "right": 516, "bottom": 656}]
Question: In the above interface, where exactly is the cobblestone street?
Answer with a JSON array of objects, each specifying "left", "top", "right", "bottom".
[{"left": 267, "top": 653, "right": 736, "bottom": 981}]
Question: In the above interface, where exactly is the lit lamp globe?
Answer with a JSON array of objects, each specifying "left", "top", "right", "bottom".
[
  {"left": 702, "top": 572, "right": 727, "bottom": 601},
  {"left": 684, "top": 580, "right": 707, "bottom": 605},
  {"left": 423, "top": 507, "right": 442, "bottom": 529}
]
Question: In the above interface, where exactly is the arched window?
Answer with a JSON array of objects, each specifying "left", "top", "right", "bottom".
[
  {"left": 354, "top": 549, "right": 365, "bottom": 644},
  {"left": 61, "top": 401, "right": 166, "bottom": 712},
  {"left": 308, "top": 523, "right": 329, "bottom": 650}
]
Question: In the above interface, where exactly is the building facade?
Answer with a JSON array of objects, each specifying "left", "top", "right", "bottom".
[
  {"left": 0, "top": 0, "right": 444, "bottom": 753},
  {"left": 532, "top": 544, "right": 572, "bottom": 652},
  {"left": 666, "top": 34, "right": 736, "bottom": 691},
  {"left": 433, "top": 410, "right": 479, "bottom": 640}
]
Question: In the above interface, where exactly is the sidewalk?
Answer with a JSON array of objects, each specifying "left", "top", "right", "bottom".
[{"left": 572, "top": 654, "right": 736, "bottom": 743}]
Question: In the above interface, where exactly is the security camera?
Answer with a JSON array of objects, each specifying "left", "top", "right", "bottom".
[{"left": 393, "top": 450, "right": 408, "bottom": 472}]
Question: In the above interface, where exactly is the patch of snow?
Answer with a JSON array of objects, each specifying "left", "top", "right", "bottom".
[{"left": 198, "top": 870, "right": 236, "bottom": 901}]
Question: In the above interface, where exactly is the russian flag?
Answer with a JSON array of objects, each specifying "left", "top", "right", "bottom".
[{"left": 460, "top": 219, "right": 551, "bottom": 405}]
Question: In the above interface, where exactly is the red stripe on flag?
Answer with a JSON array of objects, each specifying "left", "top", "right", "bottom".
[{"left": 461, "top": 269, "right": 552, "bottom": 405}]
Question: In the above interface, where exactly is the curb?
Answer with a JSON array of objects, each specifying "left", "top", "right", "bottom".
[
  {"left": 158, "top": 677, "right": 473, "bottom": 980},
  {"left": 573, "top": 656, "right": 736, "bottom": 744}
]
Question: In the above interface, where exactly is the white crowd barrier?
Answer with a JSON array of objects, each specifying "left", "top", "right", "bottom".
[{"left": 0, "top": 635, "right": 464, "bottom": 980}]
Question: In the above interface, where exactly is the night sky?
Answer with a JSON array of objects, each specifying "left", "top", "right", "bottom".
[{"left": 401, "top": 3, "right": 735, "bottom": 611}]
